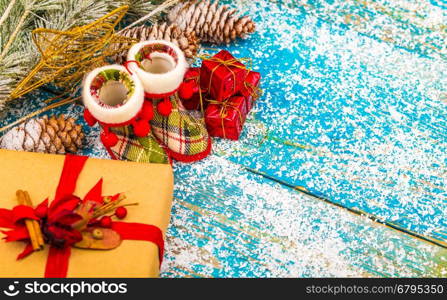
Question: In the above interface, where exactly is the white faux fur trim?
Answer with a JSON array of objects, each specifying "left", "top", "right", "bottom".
[
  {"left": 127, "top": 40, "right": 188, "bottom": 95},
  {"left": 82, "top": 65, "right": 144, "bottom": 124}
]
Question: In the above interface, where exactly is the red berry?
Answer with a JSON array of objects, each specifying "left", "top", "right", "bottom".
[
  {"left": 139, "top": 101, "right": 154, "bottom": 120},
  {"left": 100, "top": 131, "right": 118, "bottom": 147},
  {"left": 178, "top": 81, "right": 195, "bottom": 100},
  {"left": 157, "top": 99, "right": 172, "bottom": 116},
  {"left": 99, "top": 216, "right": 112, "bottom": 228},
  {"left": 115, "top": 207, "right": 127, "bottom": 219},
  {"left": 133, "top": 119, "right": 150, "bottom": 137},
  {"left": 84, "top": 109, "right": 97, "bottom": 126}
]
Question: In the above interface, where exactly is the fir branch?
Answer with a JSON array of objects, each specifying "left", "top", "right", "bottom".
[
  {"left": 0, "top": 0, "right": 175, "bottom": 110},
  {"left": 0, "top": 9, "right": 30, "bottom": 61},
  {"left": 0, "top": 0, "right": 16, "bottom": 28},
  {"left": 34, "top": 0, "right": 127, "bottom": 30},
  {"left": 118, "top": 0, "right": 180, "bottom": 33}
]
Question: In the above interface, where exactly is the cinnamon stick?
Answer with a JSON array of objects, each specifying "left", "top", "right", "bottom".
[
  {"left": 23, "top": 191, "right": 44, "bottom": 249},
  {"left": 16, "top": 190, "right": 44, "bottom": 250}
]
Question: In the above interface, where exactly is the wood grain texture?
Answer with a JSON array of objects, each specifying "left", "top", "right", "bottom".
[{"left": 163, "top": 157, "right": 446, "bottom": 277}]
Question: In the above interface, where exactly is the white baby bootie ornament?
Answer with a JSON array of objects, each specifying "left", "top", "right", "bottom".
[
  {"left": 125, "top": 40, "right": 188, "bottom": 116},
  {"left": 82, "top": 65, "right": 153, "bottom": 147}
]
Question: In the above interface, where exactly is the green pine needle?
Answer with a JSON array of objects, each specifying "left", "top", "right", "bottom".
[{"left": 0, "top": 0, "right": 177, "bottom": 110}]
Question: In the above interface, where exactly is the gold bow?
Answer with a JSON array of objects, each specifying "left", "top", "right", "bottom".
[
  {"left": 198, "top": 53, "right": 251, "bottom": 97},
  {"left": 207, "top": 99, "right": 244, "bottom": 139}
]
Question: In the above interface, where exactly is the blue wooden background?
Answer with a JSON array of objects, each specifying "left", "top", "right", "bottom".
[{"left": 1, "top": 0, "right": 447, "bottom": 277}]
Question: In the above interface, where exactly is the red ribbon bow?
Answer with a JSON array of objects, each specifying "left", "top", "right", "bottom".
[{"left": 0, "top": 155, "right": 164, "bottom": 278}]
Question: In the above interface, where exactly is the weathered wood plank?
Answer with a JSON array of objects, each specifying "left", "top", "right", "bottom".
[
  {"left": 219, "top": 0, "right": 447, "bottom": 244},
  {"left": 161, "top": 156, "right": 446, "bottom": 277}
]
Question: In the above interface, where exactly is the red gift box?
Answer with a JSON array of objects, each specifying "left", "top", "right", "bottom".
[
  {"left": 200, "top": 50, "right": 249, "bottom": 102},
  {"left": 182, "top": 91, "right": 203, "bottom": 111},
  {"left": 239, "top": 71, "right": 261, "bottom": 112},
  {"left": 180, "top": 68, "right": 206, "bottom": 111},
  {"left": 205, "top": 96, "right": 248, "bottom": 140}
]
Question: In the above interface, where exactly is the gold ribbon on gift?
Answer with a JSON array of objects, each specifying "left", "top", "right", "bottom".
[
  {"left": 198, "top": 53, "right": 252, "bottom": 98},
  {"left": 184, "top": 73, "right": 206, "bottom": 114},
  {"left": 207, "top": 99, "right": 244, "bottom": 139},
  {"left": 243, "top": 80, "right": 263, "bottom": 104}
]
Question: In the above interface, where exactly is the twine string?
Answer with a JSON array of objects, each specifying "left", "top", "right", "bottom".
[
  {"left": 207, "top": 99, "right": 244, "bottom": 139},
  {"left": 244, "top": 81, "right": 263, "bottom": 101},
  {"left": 184, "top": 73, "right": 206, "bottom": 114},
  {"left": 198, "top": 53, "right": 251, "bottom": 96},
  {"left": 124, "top": 60, "right": 141, "bottom": 75}
]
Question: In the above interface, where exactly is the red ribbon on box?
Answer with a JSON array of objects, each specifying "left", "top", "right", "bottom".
[
  {"left": 205, "top": 96, "right": 248, "bottom": 140},
  {"left": 200, "top": 50, "right": 249, "bottom": 102},
  {"left": 0, "top": 155, "right": 164, "bottom": 278}
]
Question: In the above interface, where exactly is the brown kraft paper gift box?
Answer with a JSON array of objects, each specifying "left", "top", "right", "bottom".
[{"left": 0, "top": 150, "right": 173, "bottom": 278}]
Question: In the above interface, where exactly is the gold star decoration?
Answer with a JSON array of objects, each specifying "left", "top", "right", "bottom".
[{"left": 10, "top": 5, "right": 136, "bottom": 99}]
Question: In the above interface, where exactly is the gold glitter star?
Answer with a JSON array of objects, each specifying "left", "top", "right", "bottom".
[{"left": 11, "top": 5, "right": 135, "bottom": 99}]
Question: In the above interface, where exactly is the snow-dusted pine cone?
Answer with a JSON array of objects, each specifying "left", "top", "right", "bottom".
[
  {"left": 0, "top": 115, "right": 84, "bottom": 154},
  {"left": 167, "top": 0, "right": 256, "bottom": 44},
  {"left": 115, "top": 23, "right": 199, "bottom": 63}
]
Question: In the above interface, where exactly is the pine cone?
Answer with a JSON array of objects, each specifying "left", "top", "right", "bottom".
[
  {"left": 0, "top": 115, "right": 84, "bottom": 154},
  {"left": 167, "top": 0, "right": 256, "bottom": 44},
  {"left": 115, "top": 23, "right": 200, "bottom": 64}
]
